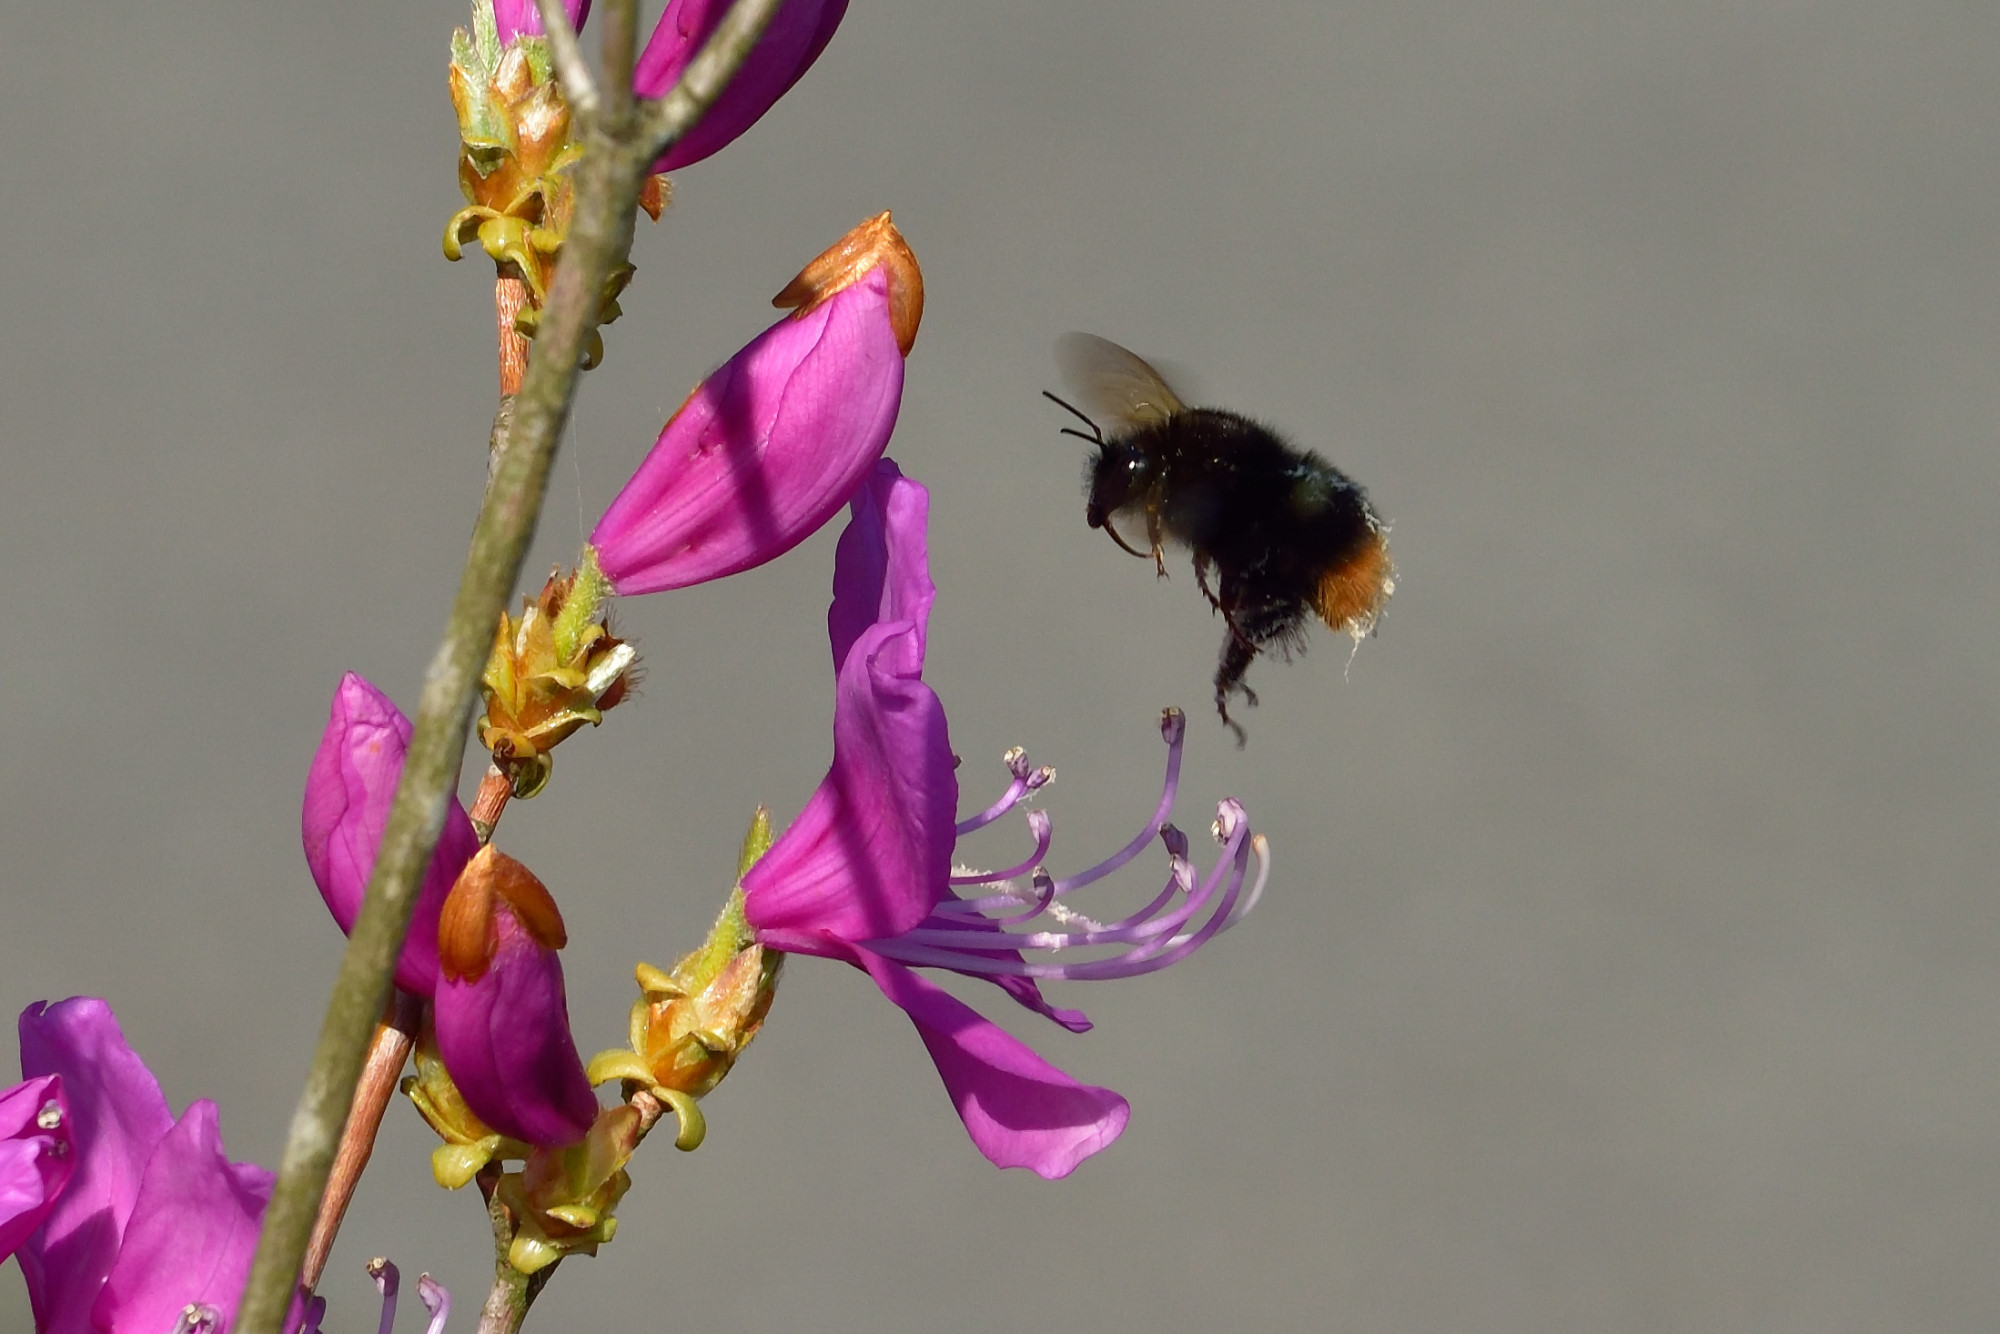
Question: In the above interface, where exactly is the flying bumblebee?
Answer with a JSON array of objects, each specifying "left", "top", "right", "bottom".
[{"left": 1047, "top": 333, "right": 1394, "bottom": 740}]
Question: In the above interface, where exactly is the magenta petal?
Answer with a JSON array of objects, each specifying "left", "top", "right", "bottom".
[
  {"left": 858, "top": 955, "right": 1128, "bottom": 1178},
  {"left": 432, "top": 909, "right": 599, "bottom": 1148},
  {"left": 0, "top": 1075, "right": 73, "bottom": 1263},
  {"left": 492, "top": 0, "right": 591, "bottom": 44},
  {"left": 743, "top": 620, "right": 957, "bottom": 955},
  {"left": 302, "top": 673, "right": 481, "bottom": 997},
  {"left": 827, "top": 460, "right": 934, "bottom": 672},
  {"left": 635, "top": 0, "right": 847, "bottom": 170},
  {"left": 91, "top": 1101, "right": 272, "bottom": 1334},
  {"left": 590, "top": 272, "right": 904, "bottom": 595},
  {"left": 17, "top": 999, "right": 175, "bottom": 1334}
]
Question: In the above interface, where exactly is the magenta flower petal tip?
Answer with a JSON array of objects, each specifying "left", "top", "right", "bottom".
[
  {"left": 589, "top": 215, "right": 922, "bottom": 597},
  {"left": 0, "top": 1075, "right": 73, "bottom": 1262},
  {"left": 862, "top": 957, "right": 1129, "bottom": 1179},
  {"left": 302, "top": 672, "right": 482, "bottom": 997},
  {"left": 636, "top": 0, "right": 849, "bottom": 170},
  {"left": 16, "top": 998, "right": 272, "bottom": 1333},
  {"left": 492, "top": 0, "right": 592, "bottom": 45},
  {"left": 432, "top": 848, "right": 600, "bottom": 1147}
]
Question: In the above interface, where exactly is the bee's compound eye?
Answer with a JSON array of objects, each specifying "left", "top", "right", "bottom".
[{"left": 1090, "top": 442, "right": 1143, "bottom": 513}]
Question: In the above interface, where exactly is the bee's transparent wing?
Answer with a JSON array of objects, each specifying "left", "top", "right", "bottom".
[{"left": 1055, "top": 333, "right": 1188, "bottom": 431}]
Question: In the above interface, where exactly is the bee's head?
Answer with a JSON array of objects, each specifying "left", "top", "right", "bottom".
[{"left": 1085, "top": 440, "right": 1153, "bottom": 528}]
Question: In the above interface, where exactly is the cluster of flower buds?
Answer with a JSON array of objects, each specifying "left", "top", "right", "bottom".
[
  {"left": 405, "top": 1002, "right": 650, "bottom": 1275},
  {"left": 478, "top": 554, "right": 636, "bottom": 798},
  {"left": 400, "top": 847, "right": 649, "bottom": 1275},
  {"left": 494, "top": 1103, "right": 641, "bottom": 1274},
  {"left": 589, "top": 813, "right": 783, "bottom": 1120},
  {"left": 446, "top": 0, "right": 666, "bottom": 375},
  {"left": 446, "top": 0, "right": 855, "bottom": 369},
  {"left": 446, "top": 1, "right": 574, "bottom": 278}
]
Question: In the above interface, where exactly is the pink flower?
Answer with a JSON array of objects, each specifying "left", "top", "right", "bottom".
[
  {"left": 741, "top": 462, "right": 1265, "bottom": 1178},
  {"left": 16, "top": 998, "right": 272, "bottom": 1334},
  {"left": 301, "top": 673, "right": 482, "bottom": 997},
  {"left": 636, "top": 0, "right": 849, "bottom": 171},
  {"left": 589, "top": 213, "right": 923, "bottom": 595},
  {"left": 0, "top": 1076, "right": 72, "bottom": 1264},
  {"left": 432, "top": 848, "right": 600, "bottom": 1148}
]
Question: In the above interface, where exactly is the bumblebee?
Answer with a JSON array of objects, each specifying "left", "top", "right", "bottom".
[{"left": 1048, "top": 333, "right": 1394, "bottom": 740}]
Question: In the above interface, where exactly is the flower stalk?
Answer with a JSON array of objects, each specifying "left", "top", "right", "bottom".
[
  {"left": 236, "top": 1, "right": 792, "bottom": 1326},
  {"left": 298, "top": 991, "right": 425, "bottom": 1293}
]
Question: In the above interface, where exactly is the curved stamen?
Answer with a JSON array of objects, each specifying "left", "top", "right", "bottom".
[
  {"left": 955, "top": 774, "right": 1027, "bottom": 837},
  {"left": 1050, "top": 824, "right": 1193, "bottom": 939},
  {"left": 1048, "top": 709, "right": 1183, "bottom": 897},
  {"left": 1037, "top": 807, "right": 1253, "bottom": 978},
  {"left": 418, "top": 1274, "right": 451, "bottom": 1334},
  {"left": 296, "top": 1295, "right": 329, "bottom": 1334},
  {"left": 954, "top": 747, "right": 1053, "bottom": 835},
  {"left": 1228, "top": 834, "right": 1270, "bottom": 929},
  {"left": 1015, "top": 821, "right": 1221, "bottom": 953},
  {"left": 870, "top": 799, "right": 1254, "bottom": 980},
  {"left": 948, "top": 808, "right": 1052, "bottom": 887},
  {"left": 369, "top": 1258, "right": 400, "bottom": 1334},
  {"left": 975, "top": 868, "right": 1059, "bottom": 927},
  {"left": 906, "top": 822, "right": 1210, "bottom": 954}
]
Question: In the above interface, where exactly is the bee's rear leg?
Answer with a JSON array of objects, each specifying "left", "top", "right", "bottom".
[
  {"left": 1194, "top": 555, "right": 1224, "bottom": 612},
  {"left": 1213, "top": 628, "right": 1260, "bottom": 747}
]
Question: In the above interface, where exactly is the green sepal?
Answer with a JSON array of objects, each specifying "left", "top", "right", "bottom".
[
  {"left": 552, "top": 547, "right": 613, "bottom": 663},
  {"left": 737, "top": 807, "right": 774, "bottom": 880},
  {"left": 432, "top": 1136, "right": 504, "bottom": 1189}
]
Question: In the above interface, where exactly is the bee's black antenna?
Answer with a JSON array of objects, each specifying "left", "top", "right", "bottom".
[{"left": 1042, "top": 390, "right": 1105, "bottom": 446}]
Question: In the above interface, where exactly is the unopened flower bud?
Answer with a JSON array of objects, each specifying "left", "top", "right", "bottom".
[
  {"left": 445, "top": 1, "right": 656, "bottom": 350},
  {"left": 478, "top": 553, "right": 636, "bottom": 798},
  {"left": 589, "top": 891, "right": 781, "bottom": 1104},
  {"left": 636, "top": 0, "right": 850, "bottom": 171},
  {"left": 432, "top": 847, "right": 600, "bottom": 1148},
  {"left": 492, "top": 0, "right": 590, "bottom": 44},
  {"left": 588, "top": 214, "right": 924, "bottom": 595},
  {"left": 446, "top": 2, "right": 580, "bottom": 299},
  {"left": 303, "top": 674, "right": 480, "bottom": 997}
]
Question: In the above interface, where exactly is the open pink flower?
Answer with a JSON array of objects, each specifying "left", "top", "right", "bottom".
[
  {"left": 302, "top": 673, "right": 482, "bottom": 997},
  {"left": 16, "top": 998, "right": 272, "bottom": 1334},
  {"left": 0, "top": 1075, "right": 72, "bottom": 1264},
  {"left": 636, "top": 0, "right": 849, "bottom": 171},
  {"left": 589, "top": 213, "right": 922, "bottom": 595},
  {"left": 741, "top": 462, "right": 1266, "bottom": 1178},
  {"left": 432, "top": 848, "right": 600, "bottom": 1148}
]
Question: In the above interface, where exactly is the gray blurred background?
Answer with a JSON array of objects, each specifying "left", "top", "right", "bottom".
[{"left": 3, "top": 1, "right": 1997, "bottom": 1329}]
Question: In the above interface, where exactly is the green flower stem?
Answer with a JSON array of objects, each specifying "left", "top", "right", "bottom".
[
  {"left": 477, "top": 1165, "right": 555, "bottom": 1334},
  {"left": 235, "top": 1, "right": 787, "bottom": 1327}
]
